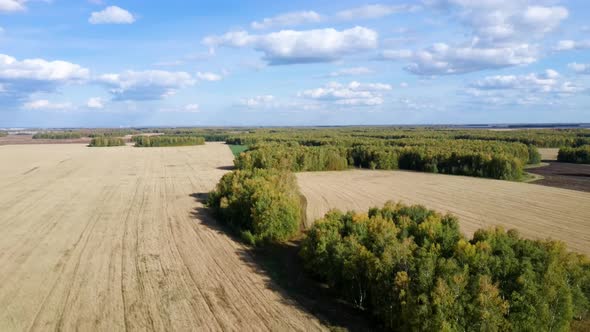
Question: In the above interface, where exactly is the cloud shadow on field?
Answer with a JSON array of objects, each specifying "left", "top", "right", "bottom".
[{"left": 189, "top": 192, "right": 376, "bottom": 331}]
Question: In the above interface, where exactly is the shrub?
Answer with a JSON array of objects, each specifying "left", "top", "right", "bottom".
[
  {"left": 527, "top": 144, "right": 542, "bottom": 164},
  {"left": 207, "top": 169, "right": 302, "bottom": 245},
  {"left": 0, "top": 131, "right": 7, "bottom": 137},
  {"left": 89, "top": 137, "right": 125, "bottom": 147},
  {"left": 301, "top": 202, "right": 590, "bottom": 331},
  {"left": 558, "top": 146, "right": 590, "bottom": 164}
]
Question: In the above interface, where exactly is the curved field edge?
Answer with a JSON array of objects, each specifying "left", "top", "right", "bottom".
[{"left": 296, "top": 169, "right": 590, "bottom": 255}]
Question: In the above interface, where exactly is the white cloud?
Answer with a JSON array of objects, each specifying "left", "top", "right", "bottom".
[
  {"left": 251, "top": 11, "right": 321, "bottom": 30},
  {"left": 23, "top": 99, "right": 73, "bottom": 111},
  {"left": 87, "top": 97, "right": 104, "bottom": 109},
  {"left": 554, "top": 40, "right": 590, "bottom": 51},
  {"left": 97, "top": 70, "right": 195, "bottom": 101},
  {"left": 326, "top": 67, "right": 373, "bottom": 77},
  {"left": 203, "top": 26, "right": 378, "bottom": 65},
  {"left": 299, "top": 81, "right": 391, "bottom": 106},
  {"left": 196, "top": 71, "right": 223, "bottom": 81},
  {"left": 336, "top": 4, "right": 418, "bottom": 20},
  {"left": 465, "top": 70, "right": 583, "bottom": 106},
  {"left": 385, "top": 1, "right": 566, "bottom": 76},
  {"left": 0, "top": 0, "right": 26, "bottom": 12},
  {"left": 240, "top": 95, "right": 275, "bottom": 107},
  {"left": 0, "top": 54, "right": 89, "bottom": 102},
  {"left": 89, "top": 6, "right": 135, "bottom": 24},
  {"left": 381, "top": 43, "right": 537, "bottom": 75},
  {"left": 0, "top": 54, "right": 89, "bottom": 81},
  {"left": 569, "top": 63, "right": 590, "bottom": 75},
  {"left": 185, "top": 103, "right": 200, "bottom": 112},
  {"left": 426, "top": 1, "right": 568, "bottom": 45}
]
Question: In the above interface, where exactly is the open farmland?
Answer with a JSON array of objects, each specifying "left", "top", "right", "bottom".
[
  {"left": 297, "top": 170, "right": 590, "bottom": 255},
  {"left": 0, "top": 143, "right": 324, "bottom": 331},
  {"left": 538, "top": 148, "right": 560, "bottom": 161}
]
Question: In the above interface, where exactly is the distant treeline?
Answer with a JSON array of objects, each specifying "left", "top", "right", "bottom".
[
  {"left": 558, "top": 146, "right": 590, "bottom": 164},
  {"left": 226, "top": 127, "right": 590, "bottom": 148},
  {"left": 301, "top": 202, "right": 590, "bottom": 331},
  {"left": 33, "top": 132, "right": 82, "bottom": 139},
  {"left": 29, "top": 128, "right": 250, "bottom": 141},
  {"left": 89, "top": 137, "right": 125, "bottom": 147},
  {"left": 235, "top": 141, "right": 537, "bottom": 180},
  {"left": 133, "top": 135, "right": 205, "bottom": 147}
]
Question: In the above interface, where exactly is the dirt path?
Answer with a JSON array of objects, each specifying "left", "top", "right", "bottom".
[
  {"left": 297, "top": 170, "right": 590, "bottom": 255},
  {"left": 0, "top": 143, "right": 325, "bottom": 331}
]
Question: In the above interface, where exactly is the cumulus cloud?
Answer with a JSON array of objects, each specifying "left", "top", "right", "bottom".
[
  {"left": 251, "top": 11, "right": 321, "bottom": 30},
  {"left": 87, "top": 97, "right": 104, "bottom": 109},
  {"left": 89, "top": 6, "right": 135, "bottom": 24},
  {"left": 0, "top": 54, "right": 89, "bottom": 81},
  {"left": 0, "top": 54, "right": 89, "bottom": 102},
  {"left": 326, "top": 67, "right": 374, "bottom": 77},
  {"left": 23, "top": 99, "right": 73, "bottom": 111},
  {"left": 196, "top": 71, "right": 223, "bottom": 81},
  {"left": 0, "top": 0, "right": 26, "bottom": 12},
  {"left": 569, "top": 63, "right": 590, "bottom": 75},
  {"left": 239, "top": 95, "right": 275, "bottom": 107},
  {"left": 336, "top": 4, "right": 418, "bottom": 20},
  {"left": 383, "top": 1, "right": 568, "bottom": 76},
  {"left": 554, "top": 40, "right": 590, "bottom": 51},
  {"left": 97, "top": 70, "right": 195, "bottom": 101},
  {"left": 465, "top": 70, "right": 583, "bottom": 106},
  {"left": 299, "top": 81, "right": 391, "bottom": 106},
  {"left": 203, "top": 26, "right": 378, "bottom": 65},
  {"left": 381, "top": 43, "right": 537, "bottom": 75},
  {"left": 425, "top": 1, "right": 568, "bottom": 45}
]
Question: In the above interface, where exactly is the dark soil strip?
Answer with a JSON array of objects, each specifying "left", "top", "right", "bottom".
[{"left": 528, "top": 162, "right": 590, "bottom": 193}]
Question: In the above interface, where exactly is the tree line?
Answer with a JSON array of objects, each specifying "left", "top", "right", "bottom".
[
  {"left": 234, "top": 141, "right": 536, "bottom": 180},
  {"left": 88, "top": 137, "right": 125, "bottom": 147},
  {"left": 132, "top": 135, "right": 205, "bottom": 147},
  {"left": 33, "top": 132, "right": 82, "bottom": 139},
  {"left": 558, "top": 146, "right": 590, "bottom": 164},
  {"left": 301, "top": 202, "right": 590, "bottom": 331},
  {"left": 225, "top": 127, "right": 590, "bottom": 148}
]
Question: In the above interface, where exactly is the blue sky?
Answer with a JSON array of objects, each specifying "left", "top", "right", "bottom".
[{"left": 0, "top": 0, "right": 589, "bottom": 127}]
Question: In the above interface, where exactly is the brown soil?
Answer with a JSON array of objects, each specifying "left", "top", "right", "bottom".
[
  {"left": 297, "top": 170, "right": 590, "bottom": 255},
  {"left": 527, "top": 162, "right": 590, "bottom": 193},
  {"left": 0, "top": 143, "right": 326, "bottom": 331}
]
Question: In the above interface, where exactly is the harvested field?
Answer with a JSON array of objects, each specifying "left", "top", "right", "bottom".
[
  {"left": 527, "top": 162, "right": 590, "bottom": 193},
  {"left": 0, "top": 143, "right": 325, "bottom": 331},
  {"left": 538, "top": 148, "right": 559, "bottom": 161},
  {"left": 0, "top": 134, "right": 90, "bottom": 145},
  {"left": 297, "top": 170, "right": 590, "bottom": 255}
]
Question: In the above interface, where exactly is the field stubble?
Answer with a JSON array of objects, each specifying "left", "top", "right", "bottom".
[
  {"left": 297, "top": 169, "right": 590, "bottom": 255},
  {"left": 0, "top": 143, "right": 324, "bottom": 331}
]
